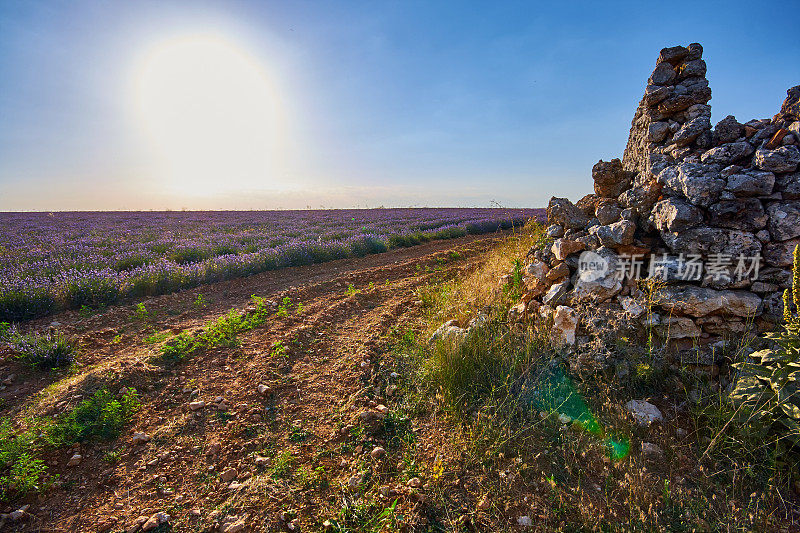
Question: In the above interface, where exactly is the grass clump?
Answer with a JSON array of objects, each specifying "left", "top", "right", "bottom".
[
  {"left": 48, "top": 387, "right": 140, "bottom": 445},
  {"left": 0, "top": 387, "right": 140, "bottom": 501},
  {"left": 0, "top": 419, "right": 47, "bottom": 500}
]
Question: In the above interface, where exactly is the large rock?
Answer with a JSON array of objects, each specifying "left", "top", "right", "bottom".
[
  {"left": 625, "top": 400, "right": 663, "bottom": 427},
  {"left": 658, "top": 285, "right": 762, "bottom": 317},
  {"left": 524, "top": 261, "right": 550, "bottom": 283},
  {"left": 753, "top": 146, "right": 800, "bottom": 173},
  {"left": 650, "top": 197, "right": 704, "bottom": 232},
  {"left": 763, "top": 238, "right": 800, "bottom": 267},
  {"left": 649, "top": 62, "right": 677, "bottom": 86},
  {"left": 595, "top": 203, "right": 622, "bottom": 225},
  {"left": 658, "top": 162, "right": 725, "bottom": 207},
  {"left": 707, "top": 199, "right": 767, "bottom": 231},
  {"left": 542, "top": 279, "right": 571, "bottom": 306},
  {"left": 700, "top": 142, "right": 754, "bottom": 165},
  {"left": 661, "top": 227, "right": 761, "bottom": 259},
  {"left": 547, "top": 197, "right": 588, "bottom": 230},
  {"left": 776, "top": 172, "right": 800, "bottom": 199},
  {"left": 673, "top": 116, "right": 711, "bottom": 146},
  {"left": 658, "top": 45, "right": 689, "bottom": 65},
  {"left": 571, "top": 249, "right": 622, "bottom": 302},
  {"left": 713, "top": 115, "right": 744, "bottom": 144},
  {"left": 594, "top": 220, "right": 636, "bottom": 247},
  {"left": 766, "top": 202, "right": 800, "bottom": 241},
  {"left": 644, "top": 85, "right": 670, "bottom": 106},
  {"left": 680, "top": 58, "right": 707, "bottom": 79},
  {"left": 592, "top": 159, "right": 634, "bottom": 198},
  {"left": 647, "top": 121, "right": 670, "bottom": 142},
  {"left": 618, "top": 180, "right": 663, "bottom": 210},
  {"left": 725, "top": 170, "right": 775, "bottom": 196},
  {"left": 551, "top": 238, "right": 586, "bottom": 261},
  {"left": 658, "top": 94, "right": 695, "bottom": 114},
  {"left": 659, "top": 316, "right": 702, "bottom": 338},
  {"left": 778, "top": 85, "right": 800, "bottom": 123},
  {"left": 550, "top": 305, "right": 578, "bottom": 347}
]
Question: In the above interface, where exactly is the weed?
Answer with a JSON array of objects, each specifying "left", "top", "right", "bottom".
[
  {"left": 276, "top": 296, "right": 292, "bottom": 318},
  {"left": 102, "top": 449, "right": 122, "bottom": 464},
  {"left": 345, "top": 284, "right": 360, "bottom": 296},
  {"left": 270, "top": 450, "right": 293, "bottom": 479},
  {"left": 0, "top": 322, "right": 10, "bottom": 340},
  {"left": 288, "top": 425, "right": 311, "bottom": 442},
  {"left": 271, "top": 341, "right": 288, "bottom": 359},
  {"left": 144, "top": 331, "right": 171, "bottom": 345},
  {"left": 48, "top": 388, "right": 140, "bottom": 445},
  {"left": 132, "top": 302, "right": 149, "bottom": 321},
  {"left": 193, "top": 294, "right": 207, "bottom": 308},
  {"left": 0, "top": 419, "right": 47, "bottom": 500},
  {"left": 155, "top": 295, "right": 273, "bottom": 365}
]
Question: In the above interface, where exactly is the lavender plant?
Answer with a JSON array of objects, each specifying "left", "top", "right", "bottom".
[
  {"left": 0, "top": 209, "right": 541, "bottom": 321},
  {"left": 9, "top": 328, "right": 75, "bottom": 369}
]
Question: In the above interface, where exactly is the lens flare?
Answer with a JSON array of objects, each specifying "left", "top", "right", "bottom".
[{"left": 521, "top": 366, "right": 630, "bottom": 461}]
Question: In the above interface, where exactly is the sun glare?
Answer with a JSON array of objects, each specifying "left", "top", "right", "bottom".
[{"left": 134, "top": 34, "right": 283, "bottom": 196}]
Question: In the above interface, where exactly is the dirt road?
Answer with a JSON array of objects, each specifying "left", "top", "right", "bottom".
[{"left": 1, "top": 231, "right": 507, "bottom": 531}]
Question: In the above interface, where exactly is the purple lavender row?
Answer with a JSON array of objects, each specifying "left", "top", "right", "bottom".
[{"left": 0, "top": 208, "right": 544, "bottom": 321}]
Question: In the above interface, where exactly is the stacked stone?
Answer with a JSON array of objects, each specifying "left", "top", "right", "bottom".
[{"left": 519, "top": 43, "right": 800, "bottom": 351}]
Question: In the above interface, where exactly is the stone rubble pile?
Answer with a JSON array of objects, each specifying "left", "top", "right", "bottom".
[{"left": 519, "top": 43, "right": 800, "bottom": 353}]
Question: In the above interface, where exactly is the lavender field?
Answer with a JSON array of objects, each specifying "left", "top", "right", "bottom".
[{"left": 0, "top": 208, "right": 541, "bottom": 321}]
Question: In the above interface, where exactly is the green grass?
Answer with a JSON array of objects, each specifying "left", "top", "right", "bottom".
[
  {"left": 0, "top": 387, "right": 139, "bottom": 501},
  {"left": 48, "top": 387, "right": 140, "bottom": 445},
  {"left": 155, "top": 295, "right": 275, "bottom": 364}
]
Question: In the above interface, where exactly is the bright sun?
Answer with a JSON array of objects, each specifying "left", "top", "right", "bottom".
[{"left": 134, "top": 34, "right": 283, "bottom": 196}]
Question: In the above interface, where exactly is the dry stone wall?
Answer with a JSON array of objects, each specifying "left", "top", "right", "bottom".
[{"left": 523, "top": 43, "right": 800, "bottom": 353}]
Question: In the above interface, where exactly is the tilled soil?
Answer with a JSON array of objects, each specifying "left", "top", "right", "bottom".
[{"left": 0, "top": 232, "right": 506, "bottom": 532}]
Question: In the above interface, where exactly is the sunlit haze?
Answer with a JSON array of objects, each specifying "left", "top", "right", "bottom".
[
  {"left": 0, "top": 1, "right": 798, "bottom": 210},
  {"left": 134, "top": 35, "right": 285, "bottom": 197}
]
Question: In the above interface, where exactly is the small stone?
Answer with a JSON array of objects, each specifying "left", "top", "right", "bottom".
[
  {"left": 625, "top": 400, "right": 663, "bottom": 427},
  {"left": 347, "top": 473, "right": 362, "bottom": 488},
  {"left": 67, "top": 453, "right": 83, "bottom": 467},
  {"left": 188, "top": 401, "right": 206, "bottom": 411},
  {"left": 407, "top": 477, "right": 422, "bottom": 488},
  {"left": 220, "top": 467, "right": 238, "bottom": 483},
  {"left": 641, "top": 442, "right": 664, "bottom": 458},
  {"left": 550, "top": 306, "right": 577, "bottom": 347},
  {"left": 753, "top": 146, "right": 800, "bottom": 173},
  {"left": 206, "top": 442, "right": 221, "bottom": 456},
  {"left": 477, "top": 494, "right": 490, "bottom": 511},
  {"left": 131, "top": 432, "right": 150, "bottom": 445},
  {"left": 370, "top": 446, "right": 386, "bottom": 460},
  {"left": 221, "top": 517, "right": 247, "bottom": 533},
  {"left": 97, "top": 517, "right": 118, "bottom": 532},
  {"left": 10, "top": 505, "right": 29, "bottom": 521},
  {"left": 517, "top": 515, "right": 533, "bottom": 527},
  {"left": 257, "top": 384, "right": 271, "bottom": 395},
  {"left": 141, "top": 512, "right": 169, "bottom": 531}
]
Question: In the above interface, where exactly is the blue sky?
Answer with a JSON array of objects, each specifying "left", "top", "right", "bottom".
[{"left": 0, "top": 0, "right": 798, "bottom": 211}]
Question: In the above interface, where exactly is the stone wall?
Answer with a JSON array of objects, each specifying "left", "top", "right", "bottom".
[{"left": 521, "top": 43, "right": 800, "bottom": 353}]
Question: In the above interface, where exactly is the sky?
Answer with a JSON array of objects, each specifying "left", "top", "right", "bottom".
[{"left": 0, "top": 0, "right": 798, "bottom": 211}]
